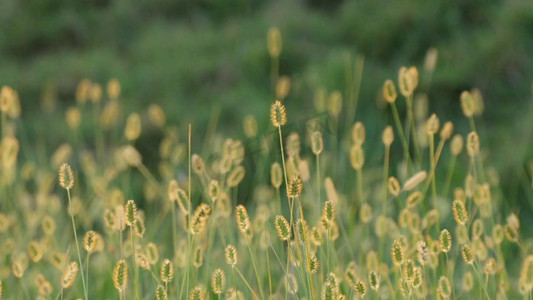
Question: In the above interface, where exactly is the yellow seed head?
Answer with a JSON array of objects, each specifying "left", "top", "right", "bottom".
[
  {"left": 311, "top": 131, "right": 324, "bottom": 155},
  {"left": 211, "top": 269, "right": 226, "bottom": 294},
  {"left": 190, "top": 204, "right": 211, "bottom": 235},
  {"left": 191, "top": 154, "right": 205, "bottom": 175},
  {"left": 61, "top": 262, "right": 79, "bottom": 289},
  {"left": 243, "top": 114, "right": 258, "bottom": 138},
  {"left": 270, "top": 100, "right": 287, "bottom": 127},
  {"left": 58, "top": 163, "right": 74, "bottom": 190},
  {"left": 463, "top": 271, "right": 474, "bottom": 291},
  {"left": 440, "top": 121, "right": 454, "bottom": 140},
  {"left": 450, "top": 134, "right": 464, "bottom": 155},
  {"left": 460, "top": 90, "right": 474, "bottom": 117},
  {"left": 271, "top": 162, "right": 283, "bottom": 189},
  {"left": 275, "top": 215, "right": 291, "bottom": 241},
  {"left": 438, "top": 276, "right": 451, "bottom": 298},
  {"left": 352, "top": 122, "right": 366, "bottom": 146},
  {"left": 146, "top": 242, "right": 159, "bottom": 265},
  {"left": 452, "top": 200, "right": 469, "bottom": 225},
  {"left": 391, "top": 240, "right": 404, "bottom": 266},
  {"left": 383, "top": 79, "right": 397, "bottom": 103},
  {"left": 276, "top": 76, "right": 291, "bottom": 99},
  {"left": 267, "top": 27, "right": 282, "bottom": 57},
  {"left": 466, "top": 131, "right": 480, "bottom": 157},
  {"left": 461, "top": 245, "right": 474, "bottom": 265},
  {"left": 225, "top": 244, "right": 238, "bottom": 266},
  {"left": 424, "top": 47, "right": 438, "bottom": 73},
  {"left": 360, "top": 203, "right": 373, "bottom": 224},
  {"left": 382, "top": 125, "right": 394, "bottom": 146},
  {"left": 439, "top": 229, "right": 452, "bottom": 253},
  {"left": 403, "top": 171, "right": 427, "bottom": 191},
  {"left": 287, "top": 176, "right": 303, "bottom": 198},
  {"left": 308, "top": 255, "right": 319, "bottom": 273},
  {"left": 354, "top": 280, "right": 366, "bottom": 297},
  {"left": 349, "top": 145, "right": 364, "bottom": 170},
  {"left": 174, "top": 188, "right": 190, "bottom": 214},
  {"left": 417, "top": 240, "right": 429, "bottom": 265},
  {"left": 113, "top": 259, "right": 128, "bottom": 291},
  {"left": 368, "top": 271, "right": 380, "bottom": 291},
  {"left": 425, "top": 113, "right": 440, "bottom": 135},
  {"left": 189, "top": 286, "right": 205, "bottom": 300},
  {"left": 328, "top": 91, "right": 343, "bottom": 117},
  {"left": 387, "top": 176, "right": 401, "bottom": 197},
  {"left": 520, "top": 255, "right": 533, "bottom": 291},
  {"left": 235, "top": 205, "right": 251, "bottom": 236},
  {"left": 41, "top": 215, "right": 56, "bottom": 236},
  {"left": 227, "top": 165, "right": 245, "bottom": 188},
  {"left": 493, "top": 224, "right": 504, "bottom": 244},
  {"left": 155, "top": 284, "right": 168, "bottom": 300},
  {"left": 160, "top": 259, "right": 174, "bottom": 283},
  {"left": 124, "top": 113, "right": 142, "bottom": 141},
  {"left": 125, "top": 200, "right": 137, "bottom": 227},
  {"left": 66, "top": 107, "right": 81, "bottom": 130},
  {"left": 107, "top": 78, "right": 121, "bottom": 100},
  {"left": 90, "top": 83, "right": 102, "bottom": 103},
  {"left": 148, "top": 104, "right": 166, "bottom": 128},
  {"left": 28, "top": 241, "right": 43, "bottom": 263},
  {"left": 406, "top": 191, "right": 423, "bottom": 209}
]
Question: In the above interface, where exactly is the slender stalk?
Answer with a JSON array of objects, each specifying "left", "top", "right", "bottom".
[
  {"left": 235, "top": 267, "right": 260, "bottom": 299},
  {"left": 246, "top": 235, "right": 264, "bottom": 300},
  {"left": 130, "top": 228, "right": 139, "bottom": 300},
  {"left": 390, "top": 103, "right": 414, "bottom": 171},
  {"left": 66, "top": 188, "right": 88, "bottom": 300}
]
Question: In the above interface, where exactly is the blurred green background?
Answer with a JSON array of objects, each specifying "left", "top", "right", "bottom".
[{"left": 1, "top": 0, "right": 532, "bottom": 214}]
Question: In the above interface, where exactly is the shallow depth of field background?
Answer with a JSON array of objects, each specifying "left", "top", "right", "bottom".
[
  {"left": 2, "top": 0, "right": 532, "bottom": 221},
  {"left": 1, "top": 0, "right": 533, "bottom": 298}
]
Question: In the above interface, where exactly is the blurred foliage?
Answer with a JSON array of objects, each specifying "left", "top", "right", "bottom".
[{"left": 0, "top": 0, "right": 532, "bottom": 202}]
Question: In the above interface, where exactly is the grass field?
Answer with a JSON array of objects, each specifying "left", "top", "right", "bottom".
[{"left": 0, "top": 1, "right": 533, "bottom": 299}]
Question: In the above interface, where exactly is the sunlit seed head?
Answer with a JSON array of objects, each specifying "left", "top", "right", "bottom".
[
  {"left": 125, "top": 200, "right": 137, "bottom": 227},
  {"left": 466, "top": 131, "right": 480, "bottom": 157},
  {"left": 193, "top": 245, "right": 204, "bottom": 268},
  {"left": 462, "top": 271, "right": 474, "bottom": 291},
  {"left": 189, "top": 286, "right": 205, "bottom": 300},
  {"left": 146, "top": 242, "right": 159, "bottom": 265},
  {"left": 382, "top": 125, "right": 394, "bottom": 146},
  {"left": 122, "top": 145, "right": 142, "bottom": 167},
  {"left": 425, "top": 114, "right": 440, "bottom": 135},
  {"left": 190, "top": 204, "right": 211, "bottom": 235},
  {"left": 460, "top": 90, "right": 474, "bottom": 117},
  {"left": 83, "top": 230, "right": 97, "bottom": 253},
  {"left": 349, "top": 145, "right": 364, "bottom": 170},
  {"left": 66, "top": 107, "right": 81, "bottom": 130},
  {"left": 417, "top": 240, "right": 429, "bottom": 266},
  {"left": 211, "top": 269, "right": 226, "bottom": 295},
  {"left": 472, "top": 219, "right": 484, "bottom": 239},
  {"left": 147, "top": 104, "right": 166, "bottom": 128},
  {"left": 322, "top": 200, "right": 335, "bottom": 224},
  {"left": 452, "top": 200, "right": 469, "bottom": 226},
  {"left": 398, "top": 67, "right": 411, "bottom": 97},
  {"left": 191, "top": 154, "right": 205, "bottom": 175},
  {"left": 440, "top": 121, "right": 454, "bottom": 140},
  {"left": 106, "top": 78, "right": 121, "bottom": 100},
  {"left": 227, "top": 165, "right": 246, "bottom": 188},
  {"left": 391, "top": 240, "right": 404, "bottom": 266},
  {"left": 243, "top": 114, "right": 258, "bottom": 138},
  {"left": 124, "top": 113, "right": 142, "bottom": 141},
  {"left": 225, "top": 245, "right": 238, "bottom": 266},
  {"left": 27, "top": 241, "right": 43, "bottom": 263},
  {"left": 406, "top": 191, "right": 423, "bottom": 209},
  {"left": 352, "top": 122, "right": 366, "bottom": 146},
  {"left": 287, "top": 176, "right": 303, "bottom": 198},
  {"left": 504, "top": 224, "right": 519, "bottom": 243},
  {"left": 311, "top": 131, "right": 324, "bottom": 155},
  {"left": 174, "top": 188, "right": 190, "bottom": 214},
  {"left": 438, "top": 276, "right": 451, "bottom": 298},
  {"left": 450, "top": 134, "right": 464, "bottom": 155},
  {"left": 90, "top": 83, "right": 102, "bottom": 103},
  {"left": 461, "top": 245, "right": 474, "bottom": 265},
  {"left": 160, "top": 259, "right": 174, "bottom": 283},
  {"left": 439, "top": 229, "right": 452, "bottom": 253},
  {"left": 271, "top": 162, "right": 283, "bottom": 189},
  {"left": 267, "top": 27, "right": 282, "bottom": 57},
  {"left": 275, "top": 215, "right": 291, "bottom": 241},
  {"left": 235, "top": 205, "right": 250, "bottom": 235},
  {"left": 58, "top": 163, "right": 74, "bottom": 190},
  {"left": 388, "top": 176, "right": 401, "bottom": 197},
  {"left": 403, "top": 171, "right": 427, "bottom": 191},
  {"left": 276, "top": 75, "right": 291, "bottom": 100},
  {"left": 41, "top": 215, "right": 56, "bottom": 236},
  {"left": 270, "top": 100, "right": 287, "bottom": 127},
  {"left": 310, "top": 226, "right": 323, "bottom": 246},
  {"left": 354, "top": 280, "right": 366, "bottom": 297},
  {"left": 493, "top": 224, "right": 504, "bottom": 244},
  {"left": 383, "top": 79, "right": 397, "bottom": 103},
  {"left": 308, "top": 255, "right": 319, "bottom": 274},
  {"left": 155, "top": 284, "right": 167, "bottom": 300},
  {"left": 61, "top": 262, "right": 79, "bottom": 289},
  {"left": 328, "top": 91, "right": 343, "bottom": 117}
]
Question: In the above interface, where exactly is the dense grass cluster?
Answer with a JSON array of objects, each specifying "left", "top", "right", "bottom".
[{"left": 0, "top": 27, "right": 531, "bottom": 300}]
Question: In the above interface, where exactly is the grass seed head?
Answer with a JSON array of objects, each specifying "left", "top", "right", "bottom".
[
  {"left": 225, "top": 244, "right": 238, "bottom": 266},
  {"left": 235, "top": 205, "right": 251, "bottom": 236},
  {"left": 450, "top": 134, "right": 464, "bottom": 155},
  {"left": 124, "top": 113, "right": 142, "bottom": 141},
  {"left": 383, "top": 79, "right": 397, "bottom": 103},
  {"left": 276, "top": 75, "right": 291, "bottom": 99},
  {"left": 125, "top": 200, "right": 137, "bottom": 227},
  {"left": 452, "top": 200, "right": 469, "bottom": 225},
  {"left": 425, "top": 113, "right": 440, "bottom": 135},
  {"left": 466, "top": 131, "right": 480, "bottom": 157},
  {"left": 155, "top": 284, "right": 168, "bottom": 300},
  {"left": 352, "top": 122, "right": 366, "bottom": 146},
  {"left": 227, "top": 165, "right": 245, "bottom": 188},
  {"left": 439, "top": 229, "right": 452, "bottom": 253},
  {"left": 267, "top": 27, "right": 282, "bottom": 57},
  {"left": 61, "top": 262, "right": 78, "bottom": 289},
  {"left": 275, "top": 215, "right": 291, "bottom": 241},
  {"left": 287, "top": 176, "right": 303, "bottom": 198},
  {"left": 382, "top": 125, "right": 394, "bottom": 146},
  {"left": 58, "top": 163, "right": 74, "bottom": 190},
  {"left": 211, "top": 269, "right": 226, "bottom": 294},
  {"left": 403, "top": 171, "right": 427, "bottom": 191},
  {"left": 349, "top": 145, "right": 364, "bottom": 170},
  {"left": 391, "top": 240, "right": 404, "bottom": 266},
  {"left": 160, "top": 259, "right": 174, "bottom": 283},
  {"left": 440, "top": 121, "right": 454, "bottom": 140},
  {"left": 460, "top": 90, "right": 474, "bottom": 117},
  {"left": 461, "top": 245, "right": 474, "bottom": 265},
  {"left": 189, "top": 286, "right": 205, "bottom": 300},
  {"left": 311, "top": 131, "right": 324, "bottom": 155},
  {"left": 270, "top": 100, "right": 287, "bottom": 128}
]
